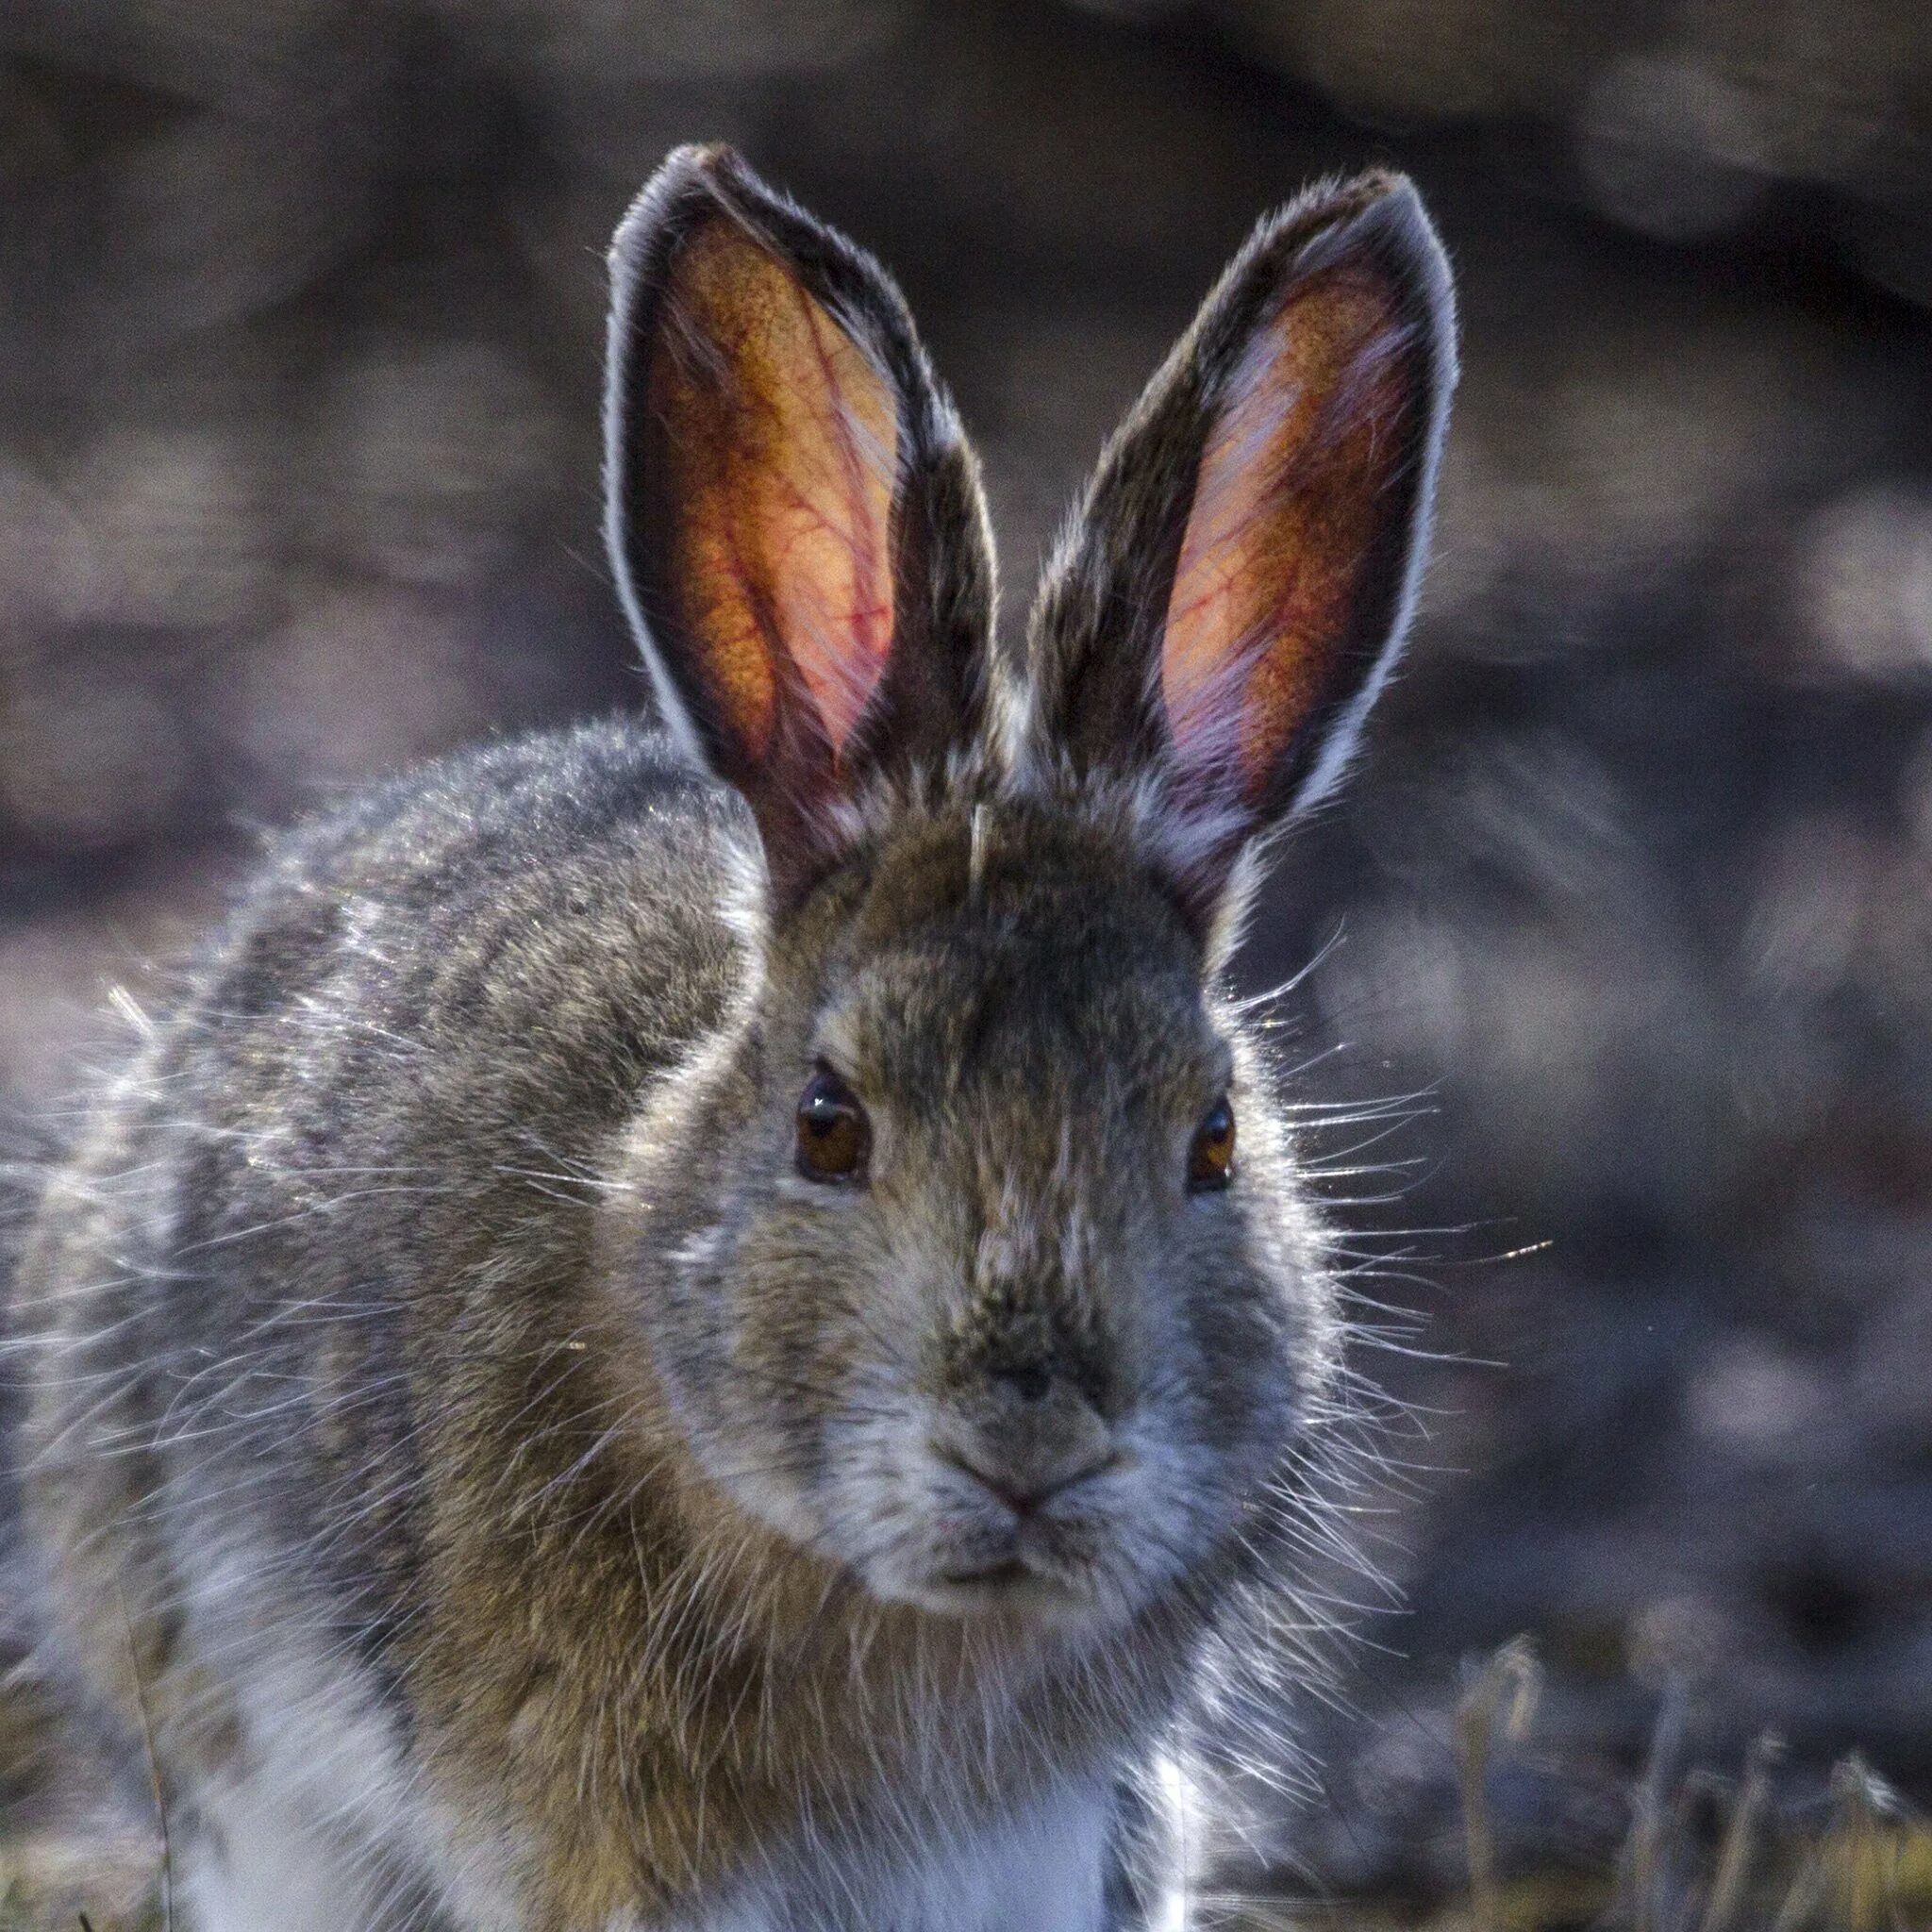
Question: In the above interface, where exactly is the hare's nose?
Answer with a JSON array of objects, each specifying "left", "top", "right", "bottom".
[
  {"left": 934, "top": 1380, "right": 1120, "bottom": 1514},
  {"left": 937, "top": 1437, "right": 1119, "bottom": 1514}
]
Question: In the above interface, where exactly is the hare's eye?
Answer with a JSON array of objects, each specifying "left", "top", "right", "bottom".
[
  {"left": 796, "top": 1069, "right": 871, "bottom": 1184},
  {"left": 1187, "top": 1096, "right": 1236, "bottom": 1192}
]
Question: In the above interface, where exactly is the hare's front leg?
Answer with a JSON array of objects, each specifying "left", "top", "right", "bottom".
[
  {"left": 180, "top": 1764, "right": 457, "bottom": 1932},
  {"left": 651, "top": 1786, "right": 1116, "bottom": 1932},
  {"left": 974, "top": 1790, "right": 1116, "bottom": 1932},
  {"left": 888, "top": 1785, "right": 1116, "bottom": 1932}
]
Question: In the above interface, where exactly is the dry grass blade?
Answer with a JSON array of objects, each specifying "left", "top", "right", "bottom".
[
  {"left": 1772, "top": 1832, "right": 1833, "bottom": 1932},
  {"left": 1456, "top": 1637, "right": 1541, "bottom": 1931},
  {"left": 1697, "top": 1733, "right": 1781, "bottom": 1932},
  {"left": 1826, "top": 1755, "right": 1909, "bottom": 1932},
  {"left": 1617, "top": 1675, "right": 1690, "bottom": 1932},
  {"left": 115, "top": 1590, "right": 171, "bottom": 1932}
]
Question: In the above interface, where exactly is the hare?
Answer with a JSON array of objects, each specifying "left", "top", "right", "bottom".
[{"left": 15, "top": 145, "right": 1455, "bottom": 1931}]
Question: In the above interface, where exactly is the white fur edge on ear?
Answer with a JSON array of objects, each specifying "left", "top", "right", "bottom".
[
  {"left": 603, "top": 147, "right": 724, "bottom": 778},
  {"left": 1275, "top": 176, "right": 1460, "bottom": 823},
  {"left": 1003, "top": 175, "right": 1458, "bottom": 874},
  {"left": 601, "top": 146, "right": 991, "bottom": 807}
]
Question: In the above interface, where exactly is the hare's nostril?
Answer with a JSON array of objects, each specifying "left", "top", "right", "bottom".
[{"left": 991, "top": 1359, "right": 1053, "bottom": 1403}]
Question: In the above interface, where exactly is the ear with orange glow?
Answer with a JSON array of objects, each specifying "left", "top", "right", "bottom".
[
  {"left": 1025, "top": 172, "right": 1457, "bottom": 917},
  {"left": 605, "top": 146, "right": 994, "bottom": 901}
]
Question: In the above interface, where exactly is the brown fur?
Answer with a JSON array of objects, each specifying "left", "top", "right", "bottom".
[{"left": 15, "top": 146, "right": 1456, "bottom": 1930}]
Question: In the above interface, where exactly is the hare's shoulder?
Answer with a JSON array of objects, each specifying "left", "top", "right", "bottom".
[
  {"left": 273, "top": 715, "right": 748, "bottom": 913},
  {"left": 188, "top": 717, "right": 755, "bottom": 1115}
]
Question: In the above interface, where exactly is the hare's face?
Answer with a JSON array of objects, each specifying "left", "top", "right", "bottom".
[
  {"left": 600, "top": 144, "right": 1452, "bottom": 1630},
  {"left": 631, "top": 809, "right": 1329, "bottom": 1629}
]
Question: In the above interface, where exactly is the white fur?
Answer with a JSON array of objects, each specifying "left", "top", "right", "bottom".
[
  {"left": 658, "top": 1786, "right": 1115, "bottom": 1932},
  {"left": 169, "top": 1529, "right": 489, "bottom": 1932},
  {"left": 175, "top": 1524, "right": 1135, "bottom": 1932},
  {"left": 184, "top": 1770, "right": 403, "bottom": 1932},
  {"left": 185, "top": 1707, "right": 1160, "bottom": 1932}
]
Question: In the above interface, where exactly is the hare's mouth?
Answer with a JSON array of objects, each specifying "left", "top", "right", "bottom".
[
  {"left": 885, "top": 1484, "right": 1139, "bottom": 1624},
  {"left": 915, "top": 1553, "right": 1093, "bottom": 1621},
  {"left": 939, "top": 1557, "right": 1028, "bottom": 1588},
  {"left": 930, "top": 1554, "right": 1067, "bottom": 1608},
  {"left": 817, "top": 1404, "right": 1173, "bottom": 1627}
]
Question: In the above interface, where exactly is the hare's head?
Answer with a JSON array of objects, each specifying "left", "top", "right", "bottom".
[{"left": 602, "top": 147, "right": 1455, "bottom": 1634}]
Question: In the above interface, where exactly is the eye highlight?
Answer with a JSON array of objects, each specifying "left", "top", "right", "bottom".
[
  {"left": 795, "top": 1068, "right": 871, "bottom": 1184},
  {"left": 1188, "top": 1095, "right": 1236, "bottom": 1191}
]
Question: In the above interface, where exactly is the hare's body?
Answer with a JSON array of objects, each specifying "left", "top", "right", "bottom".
[
  {"left": 22, "top": 726, "right": 738, "bottom": 1924},
  {"left": 18, "top": 146, "right": 1456, "bottom": 1929},
  {"left": 22, "top": 727, "right": 1167, "bottom": 1928}
]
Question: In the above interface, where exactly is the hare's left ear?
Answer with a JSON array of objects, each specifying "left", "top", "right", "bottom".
[
  {"left": 1024, "top": 172, "right": 1457, "bottom": 924},
  {"left": 603, "top": 145, "right": 996, "bottom": 907}
]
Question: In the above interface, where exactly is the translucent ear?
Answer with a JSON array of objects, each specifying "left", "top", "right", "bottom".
[
  {"left": 604, "top": 145, "right": 995, "bottom": 903},
  {"left": 1024, "top": 172, "right": 1457, "bottom": 917}
]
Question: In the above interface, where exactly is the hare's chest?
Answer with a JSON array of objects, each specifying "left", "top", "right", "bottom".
[{"left": 648, "top": 1783, "right": 1116, "bottom": 1932}]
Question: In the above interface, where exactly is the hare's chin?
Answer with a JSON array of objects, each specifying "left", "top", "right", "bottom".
[
  {"left": 865, "top": 1553, "right": 1111, "bottom": 1626},
  {"left": 850, "top": 1507, "right": 1148, "bottom": 1628}
]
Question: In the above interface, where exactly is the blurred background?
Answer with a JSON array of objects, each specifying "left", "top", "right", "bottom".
[{"left": 2, "top": 0, "right": 1930, "bottom": 1922}]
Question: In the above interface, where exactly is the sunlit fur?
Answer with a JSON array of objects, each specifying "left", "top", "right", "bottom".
[{"left": 14, "top": 143, "right": 1455, "bottom": 1931}]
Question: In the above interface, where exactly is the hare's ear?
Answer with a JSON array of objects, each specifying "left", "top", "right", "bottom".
[
  {"left": 1025, "top": 172, "right": 1456, "bottom": 923},
  {"left": 604, "top": 145, "right": 995, "bottom": 903}
]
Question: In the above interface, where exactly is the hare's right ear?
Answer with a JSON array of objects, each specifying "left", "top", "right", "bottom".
[
  {"left": 1025, "top": 172, "right": 1457, "bottom": 929},
  {"left": 604, "top": 145, "right": 996, "bottom": 906}
]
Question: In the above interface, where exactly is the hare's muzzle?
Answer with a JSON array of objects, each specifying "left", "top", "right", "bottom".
[{"left": 929, "top": 1375, "right": 1120, "bottom": 1518}]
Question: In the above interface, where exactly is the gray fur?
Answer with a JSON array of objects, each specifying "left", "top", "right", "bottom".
[{"left": 14, "top": 146, "right": 1456, "bottom": 1930}]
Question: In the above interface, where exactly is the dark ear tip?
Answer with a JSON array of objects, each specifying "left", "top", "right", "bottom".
[
  {"left": 1281, "top": 169, "right": 1445, "bottom": 277},
  {"left": 672, "top": 141, "right": 763, "bottom": 203},
  {"left": 607, "top": 142, "right": 769, "bottom": 279},
  {"left": 1282, "top": 167, "right": 1420, "bottom": 233},
  {"left": 1265, "top": 168, "right": 1458, "bottom": 394}
]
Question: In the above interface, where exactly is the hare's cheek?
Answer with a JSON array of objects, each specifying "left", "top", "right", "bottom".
[{"left": 1154, "top": 1245, "right": 1300, "bottom": 1455}]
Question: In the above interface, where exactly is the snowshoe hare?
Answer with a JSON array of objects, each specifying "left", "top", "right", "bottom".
[{"left": 16, "top": 144, "right": 1456, "bottom": 1930}]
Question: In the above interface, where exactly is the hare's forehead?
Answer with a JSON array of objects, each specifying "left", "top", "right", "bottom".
[{"left": 814, "top": 919, "right": 1227, "bottom": 1108}]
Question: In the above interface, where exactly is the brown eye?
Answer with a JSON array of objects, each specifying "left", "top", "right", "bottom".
[
  {"left": 1188, "top": 1096, "right": 1236, "bottom": 1191},
  {"left": 795, "top": 1069, "right": 871, "bottom": 1184}
]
